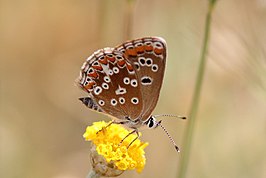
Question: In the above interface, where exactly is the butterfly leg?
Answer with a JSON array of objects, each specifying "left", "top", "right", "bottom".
[
  {"left": 96, "top": 121, "right": 113, "bottom": 134},
  {"left": 127, "top": 130, "right": 140, "bottom": 149},
  {"left": 118, "top": 129, "right": 139, "bottom": 148}
]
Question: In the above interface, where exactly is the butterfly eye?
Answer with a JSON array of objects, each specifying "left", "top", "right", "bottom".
[
  {"left": 78, "top": 37, "right": 168, "bottom": 147},
  {"left": 146, "top": 116, "right": 158, "bottom": 129}
]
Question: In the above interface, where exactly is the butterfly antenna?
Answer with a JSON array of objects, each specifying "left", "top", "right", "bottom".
[
  {"left": 157, "top": 120, "right": 180, "bottom": 153},
  {"left": 154, "top": 114, "right": 186, "bottom": 120}
]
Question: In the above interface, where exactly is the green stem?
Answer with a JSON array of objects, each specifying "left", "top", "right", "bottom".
[{"left": 177, "top": 1, "right": 217, "bottom": 178}]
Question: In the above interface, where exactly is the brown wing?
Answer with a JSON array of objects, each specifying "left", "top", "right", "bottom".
[
  {"left": 114, "top": 37, "right": 167, "bottom": 122},
  {"left": 77, "top": 48, "right": 144, "bottom": 121}
]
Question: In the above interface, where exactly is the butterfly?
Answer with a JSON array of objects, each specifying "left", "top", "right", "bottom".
[{"left": 77, "top": 37, "right": 185, "bottom": 151}]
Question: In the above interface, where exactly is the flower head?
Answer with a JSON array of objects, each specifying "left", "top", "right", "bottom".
[{"left": 83, "top": 121, "right": 148, "bottom": 176}]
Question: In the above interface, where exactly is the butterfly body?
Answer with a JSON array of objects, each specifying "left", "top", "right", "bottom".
[{"left": 78, "top": 37, "right": 166, "bottom": 129}]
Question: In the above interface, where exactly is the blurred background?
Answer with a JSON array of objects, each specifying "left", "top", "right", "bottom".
[{"left": 1, "top": 0, "right": 266, "bottom": 178}]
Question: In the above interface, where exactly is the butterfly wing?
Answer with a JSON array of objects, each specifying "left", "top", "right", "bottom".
[
  {"left": 78, "top": 47, "right": 144, "bottom": 121},
  {"left": 114, "top": 37, "right": 167, "bottom": 121}
]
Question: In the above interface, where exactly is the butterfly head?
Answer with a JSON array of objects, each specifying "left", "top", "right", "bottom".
[{"left": 145, "top": 116, "right": 160, "bottom": 129}]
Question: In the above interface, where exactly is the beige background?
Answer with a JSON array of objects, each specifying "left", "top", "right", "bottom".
[{"left": 1, "top": 0, "right": 266, "bottom": 178}]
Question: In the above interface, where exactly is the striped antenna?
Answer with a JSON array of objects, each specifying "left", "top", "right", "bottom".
[
  {"left": 153, "top": 114, "right": 187, "bottom": 152},
  {"left": 157, "top": 120, "right": 180, "bottom": 152},
  {"left": 154, "top": 114, "right": 186, "bottom": 120}
]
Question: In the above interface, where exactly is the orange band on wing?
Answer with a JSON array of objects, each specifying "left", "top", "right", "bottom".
[
  {"left": 145, "top": 45, "right": 153, "bottom": 52},
  {"left": 99, "top": 58, "right": 108, "bottom": 65},
  {"left": 126, "top": 49, "right": 137, "bottom": 57},
  {"left": 136, "top": 46, "right": 145, "bottom": 54},
  {"left": 118, "top": 60, "right": 126, "bottom": 67},
  {"left": 88, "top": 71, "right": 99, "bottom": 78},
  {"left": 84, "top": 81, "right": 96, "bottom": 90},
  {"left": 92, "top": 65, "right": 103, "bottom": 71},
  {"left": 107, "top": 56, "right": 116, "bottom": 63},
  {"left": 154, "top": 48, "right": 163, "bottom": 55}
]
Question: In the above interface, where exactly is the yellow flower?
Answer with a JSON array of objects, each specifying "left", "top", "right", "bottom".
[{"left": 83, "top": 121, "right": 148, "bottom": 174}]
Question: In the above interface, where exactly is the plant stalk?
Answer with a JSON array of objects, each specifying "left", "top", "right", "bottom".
[{"left": 177, "top": 1, "right": 217, "bottom": 178}]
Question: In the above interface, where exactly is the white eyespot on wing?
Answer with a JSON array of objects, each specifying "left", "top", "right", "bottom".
[
  {"left": 123, "top": 77, "right": 130, "bottom": 85},
  {"left": 138, "top": 57, "right": 146, "bottom": 66},
  {"left": 115, "top": 85, "right": 127, "bottom": 95},
  {"left": 110, "top": 98, "right": 118, "bottom": 106},
  {"left": 92, "top": 61, "right": 100, "bottom": 66},
  {"left": 153, "top": 41, "right": 163, "bottom": 49},
  {"left": 98, "top": 100, "right": 105, "bottom": 106},
  {"left": 130, "top": 79, "right": 138, "bottom": 87},
  {"left": 104, "top": 76, "right": 111, "bottom": 83},
  {"left": 85, "top": 76, "right": 92, "bottom": 82},
  {"left": 134, "top": 62, "right": 140, "bottom": 71},
  {"left": 145, "top": 58, "right": 153, "bottom": 67},
  {"left": 131, "top": 97, "right": 139, "bottom": 105},
  {"left": 115, "top": 55, "right": 123, "bottom": 61},
  {"left": 119, "top": 97, "right": 125, "bottom": 104},
  {"left": 88, "top": 67, "right": 94, "bottom": 74},
  {"left": 108, "top": 69, "right": 114, "bottom": 75},
  {"left": 151, "top": 64, "right": 159, "bottom": 72},
  {"left": 141, "top": 76, "right": 153, "bottom": 86},
  {"left": 113, "top": 67, "right": 119, "bottom": 74},
  {"left": 106, "top": 53, "right": 114, "bottom": 58},
  {"left": 94, "top": 86, "right": 102, "bottom": 95},
  {"left": 102, "top": 83, "right": 109, "bottom": 90}
]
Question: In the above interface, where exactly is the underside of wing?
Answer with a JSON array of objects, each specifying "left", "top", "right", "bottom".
[
  {"left": 114, "top": 37, "right": 167, "bottom": 121},
  {"left": 77, "top": 48, "right": 144, "bottom": 121}
]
